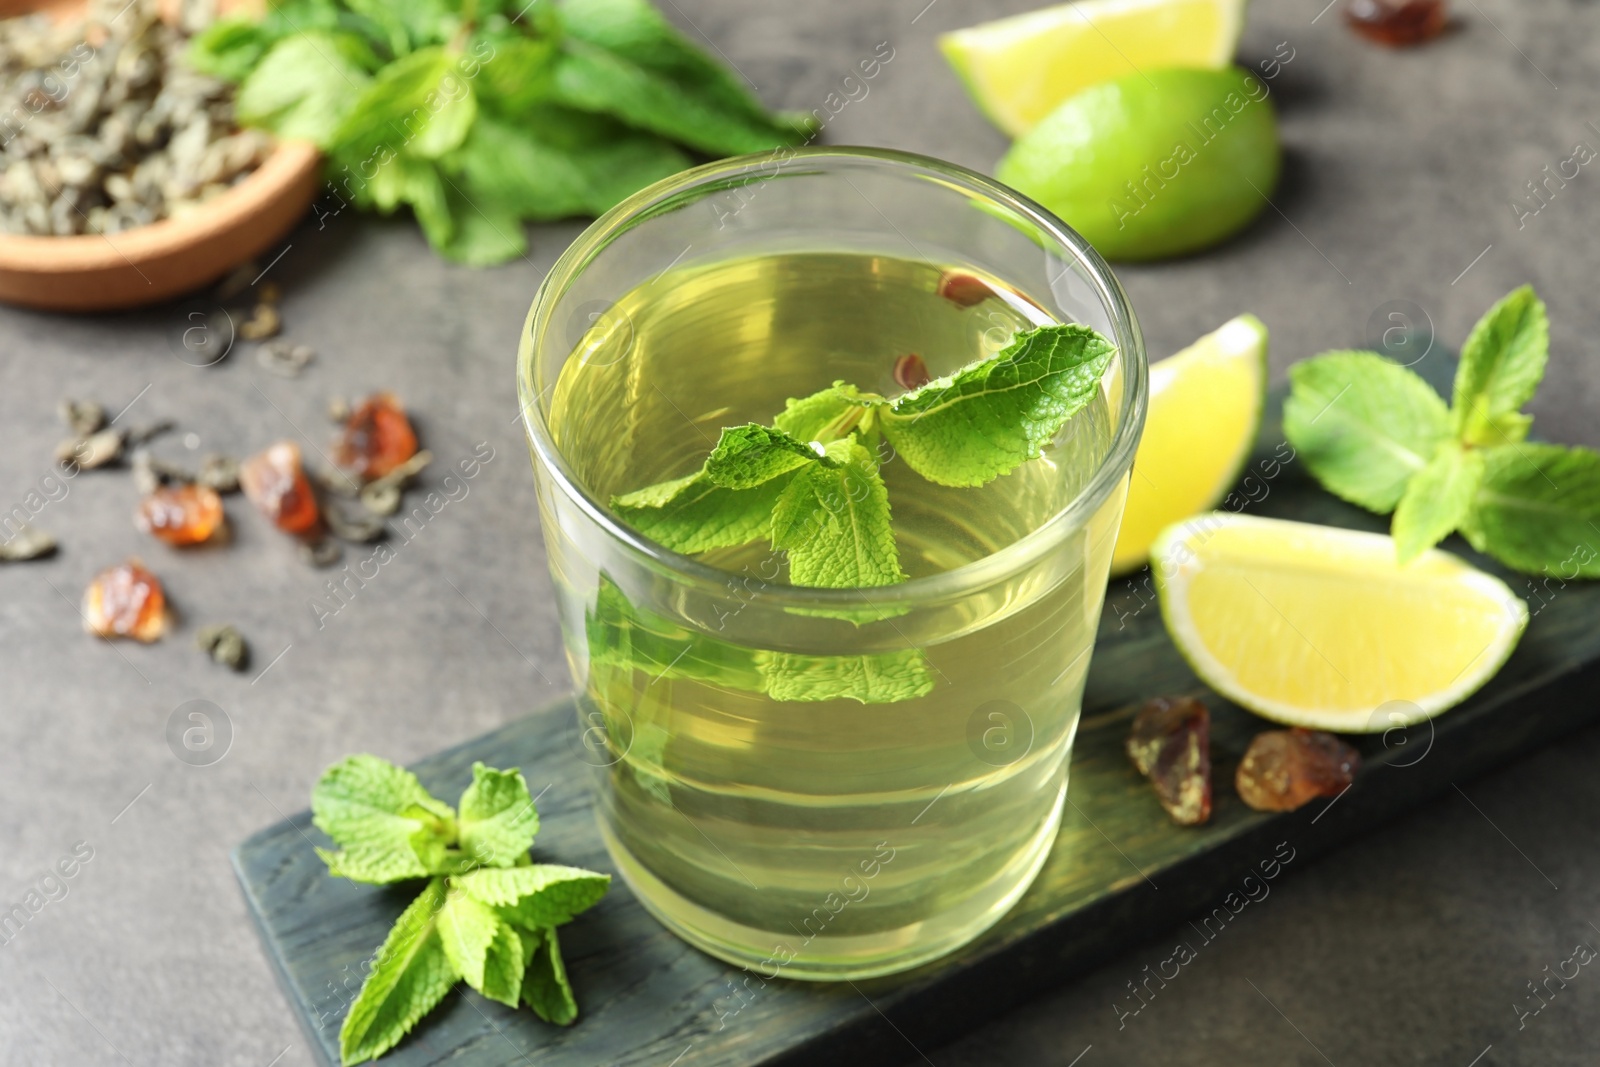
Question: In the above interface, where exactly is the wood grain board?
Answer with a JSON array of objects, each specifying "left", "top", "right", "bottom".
[{"left": 234, "top": 348, "right": 1600, "bottom": 1066}]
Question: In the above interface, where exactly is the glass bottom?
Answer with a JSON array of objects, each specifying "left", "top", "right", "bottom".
[{"left": 598, "top": 784, "right": 1066, "bottom": 981}]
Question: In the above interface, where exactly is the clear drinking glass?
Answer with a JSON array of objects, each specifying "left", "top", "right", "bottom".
[{"left": 518, "top": 148, "right": 1146, "bottom": 980}]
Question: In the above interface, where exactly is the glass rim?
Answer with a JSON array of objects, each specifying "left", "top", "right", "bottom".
[{"left": 518, "top": 145, "right": 1148, "bottom": 608}]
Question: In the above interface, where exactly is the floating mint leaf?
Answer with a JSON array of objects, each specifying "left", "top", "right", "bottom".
[
  {"left": 313, "top": 755, "right": 457, "bottom": 884},
  {"left": 456, "top": 763, "right": 539, "bottom": 868},
  {"left": 758, "top": 648, "right": 935, "bottom": 704},
  {"left": 1461, "top": 443, "right": 1600, "bottom": 577},
  {"left": 1390, "top": 443, "right": 1484, "bottom": 563},
  {"left": 1282, "top": 351, "right": 1452, "bottom": 513},
  {"left": 1452, "top": 285, "right": 1548, "bottom": 447},
  {"left": 878, "top": 324, "right": 1116, "bottom": 487},
  {"left": 772, "top": 382, "right": 883, "bottom": 442},
  {"left": 771, "top": 438, "right": 903, "bottom": 588},
  {"left": 521, "top": 925, "right": 580, "bottom": 1026},
  {"left": 339, "top": 879, "right": 458, "bottom": 1066},
  {"left": 705, "top": 424, "right": 832, "bottom": 488},
  {"left": 612, "top": 471, "right": 790, "bottom": 555}
]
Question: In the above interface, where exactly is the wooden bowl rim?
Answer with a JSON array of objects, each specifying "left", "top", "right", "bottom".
[{"left": 0, "top": 139, "right": 322, "bottom": 273}]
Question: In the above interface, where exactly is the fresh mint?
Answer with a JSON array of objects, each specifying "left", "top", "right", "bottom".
[
  {"left": 311, "top": 756, "right": 609, "bottom": 1064},
  {"left": 612, "top": 323, "right": 1117, "bottom": 587},
  {"left": 190, "top": 0, "right": 812, "bottom": 264},
  {"left": 1286, "top": 286, "right": 1600, "bottom": 575}
]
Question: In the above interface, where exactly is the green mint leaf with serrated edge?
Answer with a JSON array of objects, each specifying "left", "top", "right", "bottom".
[
  {"left": 456, "top": 763, "right": 540, "bottom": 867},
  {"left": 772, "top": 382, "right": 883, "bottom": 442},
  {"left": 1452, "top": 285, "right": 1549, "bottom": 447},
  {"left": 520, "top": 925, "right": 580, "bottom": 1026},
  {"left": 1391, "top": 443, "right": 1484, "bottom": 563},
  {"left": 236, "top": 33, "right": 373, "bottom": 147},
  {"left": 611, "top": 470, "right": 791, "bottom": 555},
  {"left": 771, "top": 438, "right": 904, "bottom": 588},
  {"left": 333, "top": 47, "right": 477, "bottom": 162},
  {"left": 757, "top": 648, "right": 935, "bottom": 704},
  {"left": 339, "top": 879, "right": 458, "bottom": 1065},
  {"left": 313, "top": 755, "right": 457, "bottom": 884},
  {"left": 455, "top": 864, "right": 612, "bottom": 926},
  {"left": 1282, "top": 350, "right": 1452, "bottom": 513},
  {"left": 436, "top": 887, "right": 502, "bottom": 996},
  {"left": 705, "top": 424, "right": 833, "bottom": 488},
  {"left": 878, "top": 324, "right": 1116, "bottom": 488},
  {"left": 1460, "top": 443, "right": 1600, "bottom": 577}
]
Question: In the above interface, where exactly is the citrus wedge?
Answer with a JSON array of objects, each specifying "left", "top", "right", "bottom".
[
  {"left": 940, "top": 0, "right": 1249, "bottom": 137},
  {"left": 1153, "top": 514, "right": 1528, "bottom": 732},
  {"left": 1111, "top": 314, "right": 1268, "bottom": 575}
]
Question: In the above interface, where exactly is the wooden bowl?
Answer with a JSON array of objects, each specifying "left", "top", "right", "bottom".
[{"left": 0, "top": 0, "right": 320, "bottom": 311}]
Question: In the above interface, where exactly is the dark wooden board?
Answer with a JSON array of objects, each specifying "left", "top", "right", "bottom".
[{"left": 235, "top": 346, "right": 1600, "bottom": 1066}]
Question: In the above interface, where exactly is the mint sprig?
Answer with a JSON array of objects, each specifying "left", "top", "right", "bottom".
[
  {"left": 311, "top": 756, "right": 609, "bottom": 1064},
  {"left": 612, "top": 323, "right": 1117, "bottom": 587},
  {"left": 1285, "top": 285, "right": 1600, "bottom": 576},
  {"left": 190, "top": 0, "right": 813, "bottom": 265}
]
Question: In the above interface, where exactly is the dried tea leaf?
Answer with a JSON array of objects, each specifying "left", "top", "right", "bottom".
[
  {"left": 360, "top": 482, "right": 402, "bottom": 516},
  {"left": 197, "top": 454, "right": 240, "bottom": 493},
  {"left": 325, "top": 502, "right": 386, "bottom": 542},
  {"left": 0, "top": 525, "right": 56, "bottom": 561},
  {"left": 57, "top": 428, "right": 126, "bottom": 470},
  {"left": 240, "top": 303, "right": 282, "bottom": 341},
  {"left": 299, "top": 538, "right": 343, "bottom": 567},
  {"left": 126, "top": 420, "right": 177, "bottom": 447},
  {"left": 258, "top": 340, "right": 313, "bottom": 377},
  {"left": 328, "top": 397, "right": 352, "bottom": 423},
  {"left": 197, "top": 623, "right": 249, "bottom": 670},
  {"left": 57, "top": 399, "right": 105, "bottom": 437}
]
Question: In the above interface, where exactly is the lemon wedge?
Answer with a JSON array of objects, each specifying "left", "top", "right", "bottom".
[
  {"left": 1111, "top": 314, "right": 1267, "bottom": 575},
  {"left": 940, "top": 0, "right": 1249, "bottom": 137},
  {"left": 1152, "top": 514, "right": 1528, "bottom": 732}
]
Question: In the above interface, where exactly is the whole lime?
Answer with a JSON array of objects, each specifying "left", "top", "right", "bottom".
[{"left": 996, "top": 66, "right": 1281, "bottom": 261}]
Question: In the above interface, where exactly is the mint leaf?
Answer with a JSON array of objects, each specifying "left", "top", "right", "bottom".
[
  {"left": 334, "top": 47, "right": 477, "bottom": 161},
  {"left": 554, "top": 0, "right": 813, "bottom": 152},
  {"left": 478, "top": 919, "right": 526, "bottom": 1008},
  {"left": 473, "top": 36, "right": 560, "bottom": 117},
  {"left": 879, "top": 324, "right": 1116, "bottom": 488},
  {"left": 436, "top": 887, "right": 501, "bottom": 994},
  {"left": 758, "top": 648, "right": 935, "bottom": 704},
  {"left": 1283, "top": 351, "right": 1452, "bottom": 513},
  {"left": 587, "top": 574, "right": 768, "bottom": 692},
  {"left": 1452, "top": 286, "right": 1549, "bottom": 446},
  {"left": 1391, "top": 443, "right": 1484, "bottom": 563},
  {"left": 612, "top": 470, "right": 789, "bottom": 555},
  {"left": 456, "top": 763, "right": 539, "bottom": 867},
  {"left": 705, "top": 424, "right": 829, "bottom": 488},
  {"left": 455, "top": 864, "right": 611, "bottom": 926},
  {"left": 772, "top": 383, "right": 882, "bottom": 442},
  {"left": 1461, "top": 443, "right": 1600, "bottom": 577},
  {"left": 340, "top": 879, "right": 458, "bottom": 1065},
  {"left": 313, "top": 755, "right": 456, "bottom": 884},
  {"left": 187, "top": 18, "right": 273, "bottom": 82},
  {"left": 236, "top": 33, "right": 373, "bottom": 146},
  {"left": 521, "top": 925, "right": 580, "bottom": 1026},
  {"left": 771, "top": 439, "right": 903, "bottom": 588},
  {"left": 553, "top": 40, "right": 802, "bottom": 156}
]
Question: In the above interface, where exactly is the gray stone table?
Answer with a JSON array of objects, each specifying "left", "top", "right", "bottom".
[{"left": 0, "top": 0, "right": 1596, "bottom": 1064}]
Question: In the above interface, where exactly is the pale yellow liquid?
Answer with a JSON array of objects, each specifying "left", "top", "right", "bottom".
[{"left": 546, "top": 251, "right": 1124, "bottom": 978}]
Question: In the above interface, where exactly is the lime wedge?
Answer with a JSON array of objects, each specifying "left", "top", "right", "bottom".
[
  {"left": 940, "top": 0, "right": 1248, "bottom": 137},
  {"left": 1111, "top": 314, "right": 1268, "bottom": 575},
  {"left": 1152, "top": 514, "right": 1528, "bottom": 732}
]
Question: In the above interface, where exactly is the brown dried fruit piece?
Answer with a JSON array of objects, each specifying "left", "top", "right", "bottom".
[
  {"left": 1236, "top": 729, "right": 1361, "bottom": 813},
  {"left": 334, "top": 392, "right": 419, "bottom": 481},
  {"left": 1126, "top": 696, "right": 1212, "bottom": 826},
  {"left": 937, "top": 270, "right": 995, "bottom": 308},
  {"left": 1345, "top": 0, "right": 1447, "bottom": 46},
  {"left": 241, "top": 441, "right": 322, "bottom": 537},
  {"left": 893, "top": 353, "right": 932, "bottom": 390},
  {"left": 135, "top": 483, "right": 225, "bottom": 546},
  {"left": 83, "top": 560, "right": 166, "bottom": 642}
]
